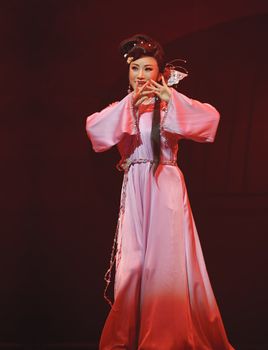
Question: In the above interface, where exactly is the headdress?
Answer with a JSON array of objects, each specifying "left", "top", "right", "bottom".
[{"left": 164, "top": 59, "right": 188, "bottom": 87}]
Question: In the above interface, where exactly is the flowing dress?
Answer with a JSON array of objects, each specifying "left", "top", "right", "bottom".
[{"left": 86, "top": 88, "right": 235, "bottom": 350}]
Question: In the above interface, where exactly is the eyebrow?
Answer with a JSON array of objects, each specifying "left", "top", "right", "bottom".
[{"left": 131, "top": 63, "right": 155, "bottom": 67}]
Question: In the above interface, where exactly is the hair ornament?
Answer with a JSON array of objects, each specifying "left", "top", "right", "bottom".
[
  {"left": 165, "top": 59, "right": 188, "bottom": 86},
  {"left": 127, "top": 56, "right": 134, "bottom": 64}
]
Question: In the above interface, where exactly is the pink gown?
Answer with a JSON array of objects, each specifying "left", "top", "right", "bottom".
[{"left": 86, "top": 89, "right": 235, "bottom": 350}]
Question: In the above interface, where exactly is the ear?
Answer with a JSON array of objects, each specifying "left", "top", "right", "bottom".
[{"left": 157, "top": 73, "right": 163, "bottom": 83}]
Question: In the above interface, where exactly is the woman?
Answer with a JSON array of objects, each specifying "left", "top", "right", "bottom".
[{"left": 86, "top": 34, "right": 235, "bottom": 350}]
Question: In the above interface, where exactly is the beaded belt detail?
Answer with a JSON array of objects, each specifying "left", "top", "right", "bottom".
[{"left": 116, "top": 158, "right": 177, "bottom": 171}]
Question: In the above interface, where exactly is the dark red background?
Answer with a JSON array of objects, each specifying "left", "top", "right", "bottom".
[{"left": 1, "top": 0, "right": 268, "bottom": 349}]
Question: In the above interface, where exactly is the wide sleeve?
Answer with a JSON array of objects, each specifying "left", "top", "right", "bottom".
[
  {"left": 85, "top": 93, "right": 137, "bottom": 152},
  {"left": 162, "top": 88, "right": 220, "bottom": 142}
]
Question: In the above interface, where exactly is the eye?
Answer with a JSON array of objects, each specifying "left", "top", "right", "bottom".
[
  {"left": 131, "top": 66, "right": 138, "bottom": 71},
  {"left": 145, "top": 67, "right": 153, "bottom": 72}
]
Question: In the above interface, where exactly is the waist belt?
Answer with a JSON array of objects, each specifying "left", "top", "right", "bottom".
[{"left": 116, "top": 158, "right": 177, "bottom": 171}]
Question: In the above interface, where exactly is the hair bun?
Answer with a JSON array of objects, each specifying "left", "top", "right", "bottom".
[
  {"left": 119, "top": 34, "right": 165, "bottom": 71},
  {"left": 119, "top": 34, "right": 153, "bottom": 56}
]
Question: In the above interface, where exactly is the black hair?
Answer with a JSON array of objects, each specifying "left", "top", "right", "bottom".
[
  {"left": 119, "top": 34, "right": 165, "bottom": 72},
  {"left": 119, "top": 34, "right": 166, "bottom": 174}
]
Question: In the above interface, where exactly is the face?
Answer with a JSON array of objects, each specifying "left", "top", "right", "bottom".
[{"left": 129, "top": 56, "right": 161, "bottom": 90}]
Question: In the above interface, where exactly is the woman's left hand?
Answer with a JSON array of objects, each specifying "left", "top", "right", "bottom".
[{"left": 147, "top": 76, "right": 171, "bottom": 103}]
